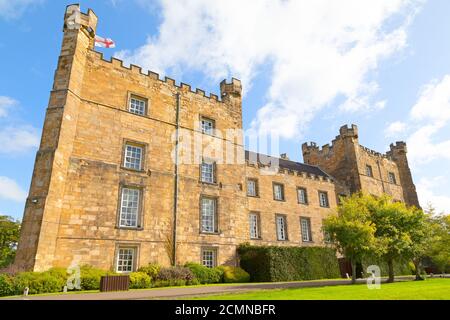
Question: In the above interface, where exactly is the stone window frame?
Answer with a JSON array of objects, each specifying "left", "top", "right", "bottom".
[
  {"left": 201, "top": 246, "right": 218, "bottom": 268},
  {"left": 318, "top": 190, "right": 330, "bottom": 208},
  {"left": 272, "top": 182, "right": 285, "bottom": 201},
  {"left": 114, "top": 243, "right": 140, "bottom": 273},
  {"left": 199, "top": 158, "right": 217, "bottom": 185},
  {"left": 300, "top": 217, "right": 313, "bottom": 243},
  {"left": 199, "top": 195, "right": 219, "bottom": 235},
  {"left": 388, "top": 172, "right": 397, "bottom": 184},
  {"left": 120, "top": 139, "right": 148, "bottom": 172},
  {"left": 199, "top": 115, "right": 216, "bottom": 136},
  {"left": 116, "top": 184, "right": 145, "bottom": 230},
  {"left": 249, "top": 211, "right": 262, "bottom": 240},
  {"left": 297, "top": 186, "right": 308, "bottom": 205},
  {"left": 246, "top": 178, "right": 259, "bottom": 197},
  {"left": 365, "top": 164, "right": 373, "bottom": 177},
  {"left": 127, "top": 92, "right": 149, "bottom": 116},
  {"left": 275, "top": 214, "right": 288, "bottom": 241}
]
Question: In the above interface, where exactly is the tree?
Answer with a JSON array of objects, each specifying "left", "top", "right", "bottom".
[
  {"left": 0, "top": 215, "right": 21, "bottom": 269},
  {"left": 323, "top": 193, "right": 379, "bottom": 284},
  {"left": 428, "top": 214, "right": 450, "bottom": 273}
]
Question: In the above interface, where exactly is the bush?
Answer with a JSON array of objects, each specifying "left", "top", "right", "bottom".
[
  {"left": 184, "top": 263, "right": 223, "bottom": 284},
  {"left": 13, "top": 271, "right": 66, "bottom": 295},
  {"left": 156, "top": 266, "right": 195, "bottom": 284},
  {"left": 218, "top": 266, "right": 250, "bottom": 283},
  {"left": 129, "top": 272, "right": 151, "bottom": 289},
  {"left": 0, "top": 274, "right": 14, "bottom": 297},
  {"left": 152, "top": 279, "right": 187, "bottom": 288},
  {"left": 137, "top": 263, "right": 161, "bottom": 279},
  {"left": 80, "top": 265, "right": 114, "bottom": 291},
  {"left": 360, "top": 257, "right": 415, "bottom": 277},
  {"left": 238, "top": 245, "right": 341, "bottom": 282}
]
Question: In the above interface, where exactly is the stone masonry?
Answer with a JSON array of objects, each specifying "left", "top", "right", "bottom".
[{"left": 14, "top": 5, "right": 420, "bottom": 272}]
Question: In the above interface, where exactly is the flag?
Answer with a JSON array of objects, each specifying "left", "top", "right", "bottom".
[{"left": 94, "top": 35, "right": 116, "bottom": 48}]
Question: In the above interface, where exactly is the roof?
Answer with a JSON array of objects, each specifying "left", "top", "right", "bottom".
[{"left": 245, "top": 150, "right": 331, "bottom": 178}]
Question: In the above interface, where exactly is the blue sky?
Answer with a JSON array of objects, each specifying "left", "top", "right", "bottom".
[{"left": 1, "top": 0, "right": 450, "bottom": 220}]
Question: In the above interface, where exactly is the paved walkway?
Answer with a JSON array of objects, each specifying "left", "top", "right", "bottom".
[{"left": 5, "top": 276, "right": 419, "bottom": 300}]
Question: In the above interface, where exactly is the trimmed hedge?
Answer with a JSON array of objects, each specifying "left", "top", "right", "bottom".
[
  {"left": 218, "top": 266, "right": 250, "bottom": 283},
  {"left": 184, "top": 263, "right": 223, "bottom": 284},
  {"left": 79, "top": 265, "right": 115, "bottom": 290},
  {"left": 0, "top": 274, "right": 14, "bottom": 297},
  {"left": 13, "top": 271, "right": 66, "bottom": 295},
  {"left": 129, "top": 272, "right": 151, "bottom": 289},
  {"left": 238, "top": 245, "right": 340, "bottom": 282}
]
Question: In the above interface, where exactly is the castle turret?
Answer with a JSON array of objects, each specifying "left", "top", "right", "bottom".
[
  {"left": 387, "top": 142, "right": 421, "bottom": 208},
  {"left": 14, "top": 4, "right": 98, "bottom": 271}
]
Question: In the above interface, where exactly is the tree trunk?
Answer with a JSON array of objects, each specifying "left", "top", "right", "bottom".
[
  {"left": 351, "top": 258, "right": 357, "bottom": 284},
  {"left": 413, "top": 258, "right": 424, "bottom": 281},
  {"left": 387, "top": 258, "right": 394, "bottom": 283}
]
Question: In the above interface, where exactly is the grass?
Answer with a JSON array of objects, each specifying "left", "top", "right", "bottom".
[{"left": 195, "top": 278, "right": 450, "bottom": 300}]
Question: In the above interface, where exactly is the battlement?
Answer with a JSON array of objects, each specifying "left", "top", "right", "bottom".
[
  {"left": 339, "top": 124, "right": 358, "bottom": 139},
  {"left": 64, "top": 4, "right": 97, "bottom": 34},
  {"left": 220, "top": 78, "right": 242, "bottom": 98},
  {"left": 359, "top": 145, "right": 392, "bottom": 160},
  {"left": 387, "top": 141, "right": 408, "bottom": 157}
]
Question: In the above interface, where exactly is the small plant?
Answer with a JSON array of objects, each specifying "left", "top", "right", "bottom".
[
  {"left": 137, "top": 263, "right": 161, "bottom": 279},
  {"left": 184, "top": 262, "right": 223, "bottom": 284},
  {"left": 156, "top": 266, "right": 195, "bottom": 283},
  {"left": 129, "top": 272, "right": 151, "bottom": 289}
]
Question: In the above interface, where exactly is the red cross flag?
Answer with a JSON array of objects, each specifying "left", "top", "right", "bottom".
[{"left": 94, "top": 35, "right": 116, "bottom": 48}]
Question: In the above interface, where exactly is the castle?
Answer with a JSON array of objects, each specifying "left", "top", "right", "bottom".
[{"left": 14, "top": 5, "right": 420, "bottom": 272}]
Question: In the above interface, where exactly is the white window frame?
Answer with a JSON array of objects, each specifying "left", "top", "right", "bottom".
[
  {"left": 116, "top": 247, "right": 136, "bottom": 273},
  {"left": 301, "top": 217, "right": 312, "bottom": 242},
  {"left": 319, "top": 191, "right": 329, "bottom": 208},
  {"left": 249, "top": 213, "right": 260, "bottom": 239},
  {"left": 273, "top": 183, "right": 284, "bottom": 201},
  {"left": 119, "top": 187, "right": 140, "bottom": 228},
  {"left": 297, "top": 187, "right": 307, "bottom": 204},
  {"left": 247, "top": 179, "right": 257, "bottom": 197},
  {"left": 200, "top": 197, "right": 217, "bottom": 233},
  {"left": 129, "top": 96, "right": 147, "bottom": 115},
  {"left": 123, "top": 144, "right": 143, "bottom": 170},
  {"left": 201, "top": 161, "right": 215, "bottom": 183},
  {"left": 388, "top": 172, "right": 396, "bottom": 184},
  {"left": 201, "top": 248, "right": 217, "bottom": 268},
  {"left": 201, "top": 117, "right": 215, "bottom": 135},
  {"left": 276, "top": 215, "right": 287, "bottom": 241}
]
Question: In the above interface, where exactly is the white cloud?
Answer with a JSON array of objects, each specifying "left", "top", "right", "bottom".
[
  {"left": 385, "top": 121, "right": 407, "bottom": 138},
  {"left": 0, "top": 126, "right": 40, "bottom": 154},
  {"left": 116, "top": 0, "right": 422, "bottom": 139},
  {"left": 416, "top": 176, "right": 450, "bottom": 214},
  {"left": 0, "top": 176, "right": 27, "bottom": 202},
  {"left": 0, "top": 96, "right": 17, "bottom": 118},
  {"left": 0, "top": 0, "right": 43, "bottom": 20}
]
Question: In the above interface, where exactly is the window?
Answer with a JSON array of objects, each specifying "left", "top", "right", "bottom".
[
  {"left": 297, "top": 187, "right": 308, "bottom": 204},
  {"left": 365, "top": 165, "right": 373, "bottom": 177},
  {"left": 116, "top": 247, "right": 136, "bottom": 273},
  {"left": 276, "top": 215, "right": 288, "bottom": 241},
  {"left": 123, "top": 144, "right": 143, "bottom": 170},
  {"left": 300, "top": 217, "right": 312, "bottom": 242},
  {"left": 388, "top": 172, "right": 397, "bottom": 184},
  {"left": 201, "top": 117, "right": 215, "bottom": 135},
  {"left": 273, "top": 183, "right": 285, "bottom": 201},
  {"left": 129, "top": 96, "right": 147, "bottom": 115},
  {"left": 201, "top": 161, "right": 215, "bottom": 183},
  {"left": 200, "top": 197, "right": 217, "bottom": 233},
  {"left": 249, "top": 213, "right": 260, "bottom": 239},
  {"left": 201, "top": 248, "right": 217, "bottom": 268},
  {"left": 318, "top": 191, "right": 329, "bottom": 208},
  {"left": 247, "top": 179, "right": 258, "bottom": 197},
  {"left": 119, "top": 188, "right": 141, "bottom": 228}
]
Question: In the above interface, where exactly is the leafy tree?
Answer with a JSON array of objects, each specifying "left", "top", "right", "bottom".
[
  {"left": 323, "top": 193, "right": 379, "bottom": 284},
  {"left": 428, "top": 214, "right": 450, "bottom": 273},
  {"left": 0, "top": 215, "right": 21, "bottom": 269}
]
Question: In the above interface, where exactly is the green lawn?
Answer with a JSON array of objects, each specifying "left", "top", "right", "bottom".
[{"left": 195, "top": 279, "right": 450, "bottom": 300}]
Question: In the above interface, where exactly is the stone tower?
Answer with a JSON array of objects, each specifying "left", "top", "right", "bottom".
[
  {"left": 14, "top": 5, "right": 98, "bottom": 271},
  {"left": 302, "top": 124, "right": 420, "bottom": 208}
]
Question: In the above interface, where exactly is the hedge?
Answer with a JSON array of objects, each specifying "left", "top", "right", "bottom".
[
  {"left": 217, "top": 266, "right": 250, "bottom": 283},
  {"left": 129, "top": 272, "right": 151, "bottom": 289},
  {"left": 238, "top": 245, "right": 341, "bottom": 282},
  {"left": 184, "top": 263, "right": 223, "bottom": 284},
  {"left": 137, "top": 263, "right": 161, "bottom": 279}
]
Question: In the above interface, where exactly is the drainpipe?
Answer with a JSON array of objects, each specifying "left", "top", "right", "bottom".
[{"left": 172, "top": 93, "right": 181, "bottom": 266}]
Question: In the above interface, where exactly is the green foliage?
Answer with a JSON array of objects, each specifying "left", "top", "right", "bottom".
[
  {"left": 238, "top": 245, "right": 340, "bottom": 282},
  {"left": 184, "top": 262, "right": 223, "bottom": 284},
  {"left": 428, "top": 214, "right": 450, "bottom": 273},
  {"left": 129, "top": 272, "right": 151, "bottom": 289},
  {"left": 152, "top": 279, "right": 187, "bottom": 287},
  {"left": 360, "top": 257, "right": 414, "bottom": 277},
  {"left": 156, "top": 266, "right": 195, "bottom": 283},
  {"left": 80, "top": 265, "right": 114, "bottom": 290},
  {"left": 0, "top": 215, "right": 20, "bottom": 269},
  {"left": 137, "top": 263, "right": 161, "bottom": 279},
  {"left": 13, "top": 271, "right": 66, "bottom": 295},
  {"left": 217, "top": 266, "right": 250, "bottom": 283},
  {"left": 0, "top": 274, "right": 14, "bottom": 297}
]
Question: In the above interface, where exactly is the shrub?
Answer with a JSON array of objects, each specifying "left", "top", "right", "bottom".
[
  {"left": 47, "top": 267, "right": 69, "bottom": 283},
  {"left": 156, "top": 266, "right": 195, "bottom": 283},
  {"left": 129, "top": 272, "right": 151, "bottom": 289},
  {"left": 184, "top": 263, "right": 223, "bottom": 284},
  {"left": 152, "top": 279, "right": 187, "bottom": 288},
  {"left": 238, "top": 245, "right": 340, "bottom": 282},
  {"left": 0, "top": 274, "right": 14, "bottom": 297},
  {"left": 80, "top": 265, "right": 114, "bottom": 290},
  {"left": 137, "top": 263, "right": 161, "bottom": 279},
  {"left": 13, "top": 271, "right": 65, "bottom": 295},
  {"left": 218, "top": 266, "right": 250, "bottom": 283}
]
